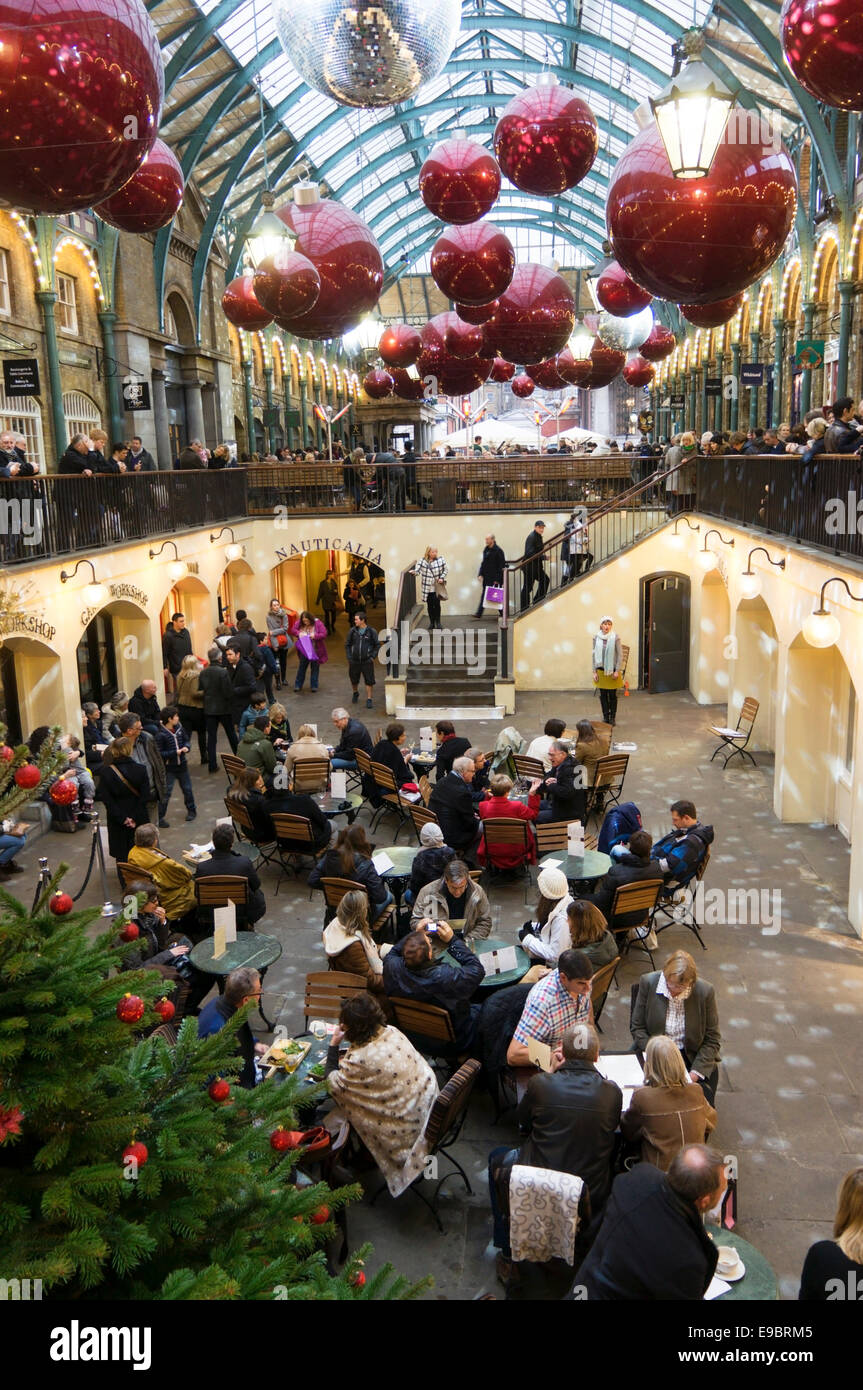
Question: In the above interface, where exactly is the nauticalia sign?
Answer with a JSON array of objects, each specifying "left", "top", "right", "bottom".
[{"left": 274, "top": 538, "right": 382, "bottom": 564}]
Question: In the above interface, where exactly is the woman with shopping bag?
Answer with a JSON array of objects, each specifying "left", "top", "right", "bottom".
[
  {"left": 266, "top": 598, "right": 294, "bottom": 682},
  {"left": 475, "top": 533, "right": 506, "bottom": 617},
  {"left": 290, "top": 610, "right": 329, "bottom": 693}
]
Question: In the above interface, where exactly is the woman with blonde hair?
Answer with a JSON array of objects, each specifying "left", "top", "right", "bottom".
[
  {"left": 321, "top": 888, "right": 391, "bottom": 1000},
  {"left": 267, "top": 702, "right": 292, "bottom": 746},
  {"left": 412, "top": 545, "right": 448, "bottom": 631},
  {"left": 622, "top": 1034, "right": 717, "bottom": 1170},
  {"left": 283, "top": 722, "right": 331, "bottom": 787},
  {"left": 800, "top": 1168, "right": 863, "bottom": 1299},
  {"left": 630, "top": 949, "right": 722, "bottom": 1102},
  {"left": 175, "top": 653, "right": 206, "bottom": 764}
]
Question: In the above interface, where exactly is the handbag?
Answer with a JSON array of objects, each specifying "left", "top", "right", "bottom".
[{"left": 434, "top": 579, "right": 448, "bottom": 600}]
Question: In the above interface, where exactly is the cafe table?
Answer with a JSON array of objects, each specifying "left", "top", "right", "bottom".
[
  {"left": 374, "top": 845, "right": 418, "bottom": 910},
  {"left": 312, "top": 791, "right": 364, "bottom": 823},
  {"left": 538, "top": 848, "right": 611, "bottom": 886},
  {"left": 436, "top": 933, "right": 531, "bottom": 991},
  {"left": 189, "top": 930, "right": 282, "bottom": 1029},
  {"left": 705, "top": 1229, "right": 779, "bottom": 1301}
]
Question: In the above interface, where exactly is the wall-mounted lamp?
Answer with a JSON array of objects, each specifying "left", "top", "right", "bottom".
[
  {"left": 695, "top": 527, "right": 734, "bottom": 571},
  {"left": 802, "top": 576, "right": 863, "bottom": 648},
  {"left": 149, "top": 539, "right": 187, "bottom": 582},
  {"left": 59, "top": 558, "right": 107, "bottom": 607},
  {"left": 210, "top": 526, "right": 243, "bottom": 563},
  {"left": 739, "top": 546, "right": 785, "bottom": 600},
  {"left": 667, "top": 516, "right": 700, "bottom": 550}
]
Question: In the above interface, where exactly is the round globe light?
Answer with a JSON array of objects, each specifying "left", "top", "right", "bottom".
[
  {"left": 695, "top": 547, "right": 718, "bottom": 571},
  {"left": 83, "top": 582, "right": 108, "bottom": 606},
  {"left": 739, "top": 571, "right": 761, "bottom": 600},
  {"left": 168, "top": 560, "right": 187, "bottom": 582},
  {"left": 802, "top": 610, "right": 840, "bottom": 648},
  {"left": 666, "top": 530, "right": 685, "bottom": 550},
  {"left": 225, "top": 543, "right": 243, "bottom": 562}
]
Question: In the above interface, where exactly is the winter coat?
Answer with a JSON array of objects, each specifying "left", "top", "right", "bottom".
[
  {"left": 588, "top": 851, "right": 664, "bottom": 928},
  {"left": 238, "top": 723, "right": 277, "bottom": 776},
  {"left": 650, "top": 822, "right": 714, "bottom": 884},
  {"left": 162, "top": 624, "right": 193, "bottom": 676},
  {"left": 478, "top": 543, "right": 505, "bottom": 586},
  {"left": 198, "top": 663, "right": 233, "bottom": 718},
  {"left": 410, "top": 874, "right": 492, "bottom": 940},
  {"left": 309, "top": 848, "right": 389, "bottom": 912},
  {"left": 478, "top": 792, "right": 540, "bottom": 867},
  {"left": 383, "top": 934, "right": 485, "bottom": 1050},
  {"left": 155, "top": 722, "right": 190, "bottom": 770},
  {"left": 290, "top": 618, "right": 328, "bottom": 663},
  {"left": 128, "top": 685, "right": 161, "bottom": 725}
]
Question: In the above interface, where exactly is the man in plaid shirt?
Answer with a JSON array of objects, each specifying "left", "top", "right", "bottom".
[{"left": 507, "top": 950, "right": 595, "bottom": 1069}]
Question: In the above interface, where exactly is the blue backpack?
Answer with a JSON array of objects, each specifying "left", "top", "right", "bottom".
[{"left": 598, "top": 801, "right": 642, "bottom": 855}]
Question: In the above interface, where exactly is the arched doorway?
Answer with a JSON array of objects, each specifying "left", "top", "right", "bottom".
[
  {"left": 639, "top": 571, "right": 691, "bottom": 693},
  {"left": 0, "top": 636, "right": 63, "bottom": 742},
  {"left": 158, "top": 576, "right": 212, "bottom": 662},
  {"left": 76, "top": 600, "right": 152, "bottom": 707},
  {"left": 780, "top": 637, "right": 856, "bottom": 825},
  {"left": 695, "top": 571, "right": 731, "bottom": 704},
  {"left": 733, "top": 597, "right": 779, "bottom": 751},
  {"left": 217, "top": 558, "right": 254, "bottom": 628}
]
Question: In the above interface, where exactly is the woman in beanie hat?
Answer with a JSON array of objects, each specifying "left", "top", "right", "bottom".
[
  {"left": 406, "top": 820, "right": 456, "bottom": 904},
  {"left": 519, "top": 866, "right": 574, "bottom": 980}
]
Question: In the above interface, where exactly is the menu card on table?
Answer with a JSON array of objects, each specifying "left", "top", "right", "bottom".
[
  {"left": 214, "top": 901, "right": 237, "bottom": 944},
  {"left": 595, "top": 1053, "right": 644, "bottom": 1089},
  {"left": 419, "top": 726, "right": 435, "bottom": 752},
  {"left": 330, "top": 770, "right": 347, "bottom": 800},
  {"left": 372, "top": 851, "right": 394, "bottom": 873},
  {"left": 527, "top": 1038, "right": 555, "bottom": 1073},
  {"left": 478, "top": 945, "right": 519, "bottom": 976},
  {"left": 212, "top": 925, "right": 227, "bottom": 959}
]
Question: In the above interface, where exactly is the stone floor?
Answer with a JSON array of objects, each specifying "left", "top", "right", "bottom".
[{"left": 21, "top": 617, "right": 863, "bottom": 1300}]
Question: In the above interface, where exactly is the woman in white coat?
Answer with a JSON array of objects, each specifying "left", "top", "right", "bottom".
[{"left": 517, "top": 866, "right": 574, "bottom": 983}]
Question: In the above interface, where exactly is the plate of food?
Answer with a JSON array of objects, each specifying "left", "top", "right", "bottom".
[{"left": 263, "top": 1037, "right": 312, "bottom": 1075}]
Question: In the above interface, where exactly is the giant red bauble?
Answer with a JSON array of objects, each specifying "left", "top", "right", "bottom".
[
  {"left": 595, "top": 260, "right": 652, "bottom": 317},
  {"left": 485, "top": 263, "right": 576, "bottom": 365},
  {"left": 416, "top": 313, "right": 494, "bottom": 396},
  {"left": 511, "top": 374, "right": 535, "bottom": 398},
  {"left": 443, "top": 316, "right": 485, "bottom": 360},
  {"left": 49, "top": 891, "right": 74, "bottom": 916},
  {"left": 639, "top": 324, "right": 676, "bottom": 361},
  {"left": 556, "top": 347, "right": 591, "bottom": 385},
  {"left": 526, "top": 358, "right": 566, "bottom": 391},
  {"left": 275, "top": 195, "right": 383, "bottom": 340},
  {"left": 0, "top": 0, "right": 163, "bottom": 214},
  {"left": 49, "top": 779, "right": 78, "bottom": 805},
  {"left": 607, "top": 121, "right": 797, "bottom": 304},
  {"left": 490, "top": 357, "right": 515, "bottom": 383},
  {"left": 390, "top": 368, "right": 425, "bottom": 400},
  {"left": 680, "top": 294, "right": 745, "bottom": 329},
  {"left": 222, "top": 276, "right": 272, "bottom": 330},
  {"left": 94, "top": 138, "right": 184, "bottom": 233},
  {"left": 116, "top": 993, "right": 145, "bottom": 1024},
  {"left": 419, "top": 136, "right": 501, "bottom": 223},
  {"left": 253, "top": 249, "right": 321, "bottom": 321},
  {"left": 578, "top": 338, "right": 625, "bottom": 390},
  {"left": 362, "top": 368, "right": 394, "bottom": 400},
  {"left": 13, "top": 764, "right": 40, "bottom": 790},
  {"left": 781, "top": 0, "right": 863, "bottom": 109},
  {"left": 456, "top": 300, "right": 499, "bottom": 325},
  {"left": 623, "top": 354, "right": 656, "bottom": 387},
  {"left": 430, "top": 221, "right": 515, "bottom": 306},
  {"left": 494, "top": 81, "right": 597, "bottom": 194},
  {"left": 379, "top": 323, "right": 421, "bottom": 368}
]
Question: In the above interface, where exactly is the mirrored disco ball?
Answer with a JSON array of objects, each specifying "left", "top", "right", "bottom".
[
  {"left": 273, "top": 0, "right": 462, "bottom": 108},
  {"left": 595, "top": 306, "right": 654, "bottom": 352}
]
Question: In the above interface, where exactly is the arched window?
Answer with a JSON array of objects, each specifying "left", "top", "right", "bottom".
[
  {"left": 63, "top": 391, "right": 102, "bottom": 445},
  {"left": 0, "top": 383, "right": 45, "bottom": 466}
]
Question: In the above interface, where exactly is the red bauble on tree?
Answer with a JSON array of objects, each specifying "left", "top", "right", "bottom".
[
  {"left": 639, "top": 324, "right": 677, "bottom": 362},
  {"left": 595, "top": 261, "right": 652, "bottom": 317},
  {"left": 430, "top": 221, "right": 515, "bottom": 306},
  {"left": 122, "top": 1140, "right": 148, "bottom": 1168},
  {"left": 578, "top": 338, "right": 626, "bottom": 390},
  {"left": 607, "top": 121, "right": 797, "bottom": 304},
  {"left": 490, "top": 357, "right": 515, "bottom": 383},
  {"left": 485, "top": 264, "right": 576, "bottom": 365},
  {"left": 0, "top": 745, "right": 13, "bottom": 762},
  {"left": 379, "top": 323, "right": 422, "bottom": 368},
  {"left": 350, "top": 1269, "right": 367, "bottom": 1289},
  {"left": 443, "top": 317, "right": 486, "bottom": 360},
  {"left": 208, "top": 1077, "right": 230, "bottom": 1102},
  {"left": 781, "top": 0, "right": 863, "bottom": 110},
  {"left": 13, "top": 764, "right": 40, "bottom": 790},
  {"left": 623, "top": 354, "right": 656, "bottom": 387},
  {"left": 270, "top": 1128, "right": 303, "bottom": 1152},
  {"left": 494, "top": 77, "right": 597, "bottom": 195},
  {"left": 119, "top": 919, "right": 140, "bottom": 942},
  {"left": 49, "top": 779, "right": 78, "bottom": 805},
  {"left": 0, "top": 0, "right": 163, "bottom": 215},
  {"left": 419, "top": 136, "right": 501, "bottom": 223},
  {"left": 274, "top": 191, "right": 383, "bottom": 339},
  {"left": 526, "top": 358, "right": 567, "bottom": 391},
  {"left": 49, "top": 892, "right": 74, "bottom": 916},
  {"left": 456, "top": 300, "right": 498, "bottom": 325},
  {"left": 116, "top": 993, "right": 145, "bottom": 1024},
  {"left": 94, "top": 137, "right": 184, "bottom": 233},
  {"left": 511, "top": 374, "right": 535, "bottom": 398},
  {"left": 390, "top": 368, "right": 425, "bottom": 400},
  {"left": 222, "top": 275, "right": 272, "bottom": 330},
  {"left": 253, "top": 249, "right": 321, "bottom": 321},
  {"left": 556, "top": 346, "right": 591, "bottom": 386},
  {"left": 153, "top": 997, "right": 175, "bottom": 1022},
  {"left": 416, "top": 313, "right": 494, "bottom": 396},
  {"left": 680, "top": 294, "right": 745, "bottom": 329},
  {"left": 362, "top": 368, "right": 394, "bottom": 400},
  {"left": 311, "top": 1205, "right": 331, "bottom": 1225}
]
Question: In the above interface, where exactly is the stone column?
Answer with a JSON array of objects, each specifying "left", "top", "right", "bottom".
[
  {"left": 772, "top": 317, "right": 787, "bottom": 426},
  {"left": 34, "top": 290, "right": 66, "bottom": 463},
  {"left": 749, "top": 331, "right": 761, "bottom": 430},
  {"left": 836, "top": 281, "right": 855, "bottom": 399},
  {"left": 799, "top": 301, "right": 815, "bottom": 416},
  {"left": 263, "top": 364, "right": 275, "bottom": 452},
  {"left": 729, "top": 343, "right": 741, "bottom": 432},
  {"left": 242, "top": 361, "right": 255, "bottom": 455},
  {"left": 184, "top": 379, "right": 206, "bottom": 444},
  {"left": 151, "top": 368, "right": 172, "bottom": 470},
  {"left": 98, "top": 309, "right": 123, "bottom": 441}
]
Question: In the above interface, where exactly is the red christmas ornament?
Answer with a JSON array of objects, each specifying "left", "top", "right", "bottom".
[
  {"left": 379, "top": 323, "right": 422, "bottom": 368},
  {"left": 511, "top": 374, "right": 535, "bottom": 399},
  {"left": 49, "top": 779, "right": 78, "bottom": 806},
  {"left": 0, "top": 1104, "right": 23, "bottom": 1143},
  {"left": 94, "top": 137, "right": 184, "bottom": 233},
  {"left": 623, "top": 354, "right": 656, "bottom": 388},
  {"left": 494, "top": 78, "right": 597, "bottom": 195},
  {"left": 578, "top": 338, "right": 626, "bottom": 390},
  {"left": 416, "top": 313, "right": 494, "bottom": 396},
  {"left": 116, "top": 993, "right": 145, "bottom": 1024},
  {"left": 526, "top": 358, "right": 567, "bottom": 391},
  {"left": 222, "top": 275, "right": 272, "bottom": 331},
  {"left": 680, "top": 294, "right": 745, "bottom": 330},
  {"left": 486, "top": 263, "right": 576, "bottom": 365},
  {"left": 13, "top": 764, "right": 40, "bottom": 791},
  {"left": 270, "top": 1128, "right": 303, "bottom": 1152},
  {"left": 311, "top": 1205, "right": 330, "bottom": 1225},
  {"left": 153, "top": 997, "right": 175, "bottom": 1022},
  {"left": 639, "top": 324, "right": 677, "bottom": 362},
  {"left": 208, "top": 1077, "right": 230, "bottom": 1102},
  {"left": 119, "top": 919, "right": 140, "bottom": 942},
  {"left": 122, "top": 1140, "right": 148, "bottom": 1168},
  {"left": 390, "top": 368, "right": 425, "bottom": 400},
  {"left": 456, "top": 300, "right": 499, "bottom": 325},
  {"left": 349, "top": 1269, "right": 366, "bottom": 1288},
  {"left": 419, "top": 136, "right": 501, "bottom": 224},
  {"left": 0, "top": 745, "right": 13, "bottom": 762},
  {"left": 0, "top": 0, "right": 163, "bottom": 215},
  {"left": 443, "top": 317, "right": 486, "bottom": 360},
  {"left": 556, "top": 347, "right": 591, "bottom": 386},
  {"left": 430, "top": 221, "right": 515, "bottom": 306},
  {"left": 781, "top": 0, "right": 863, "bottom": 110},
  {"left": 253, "top": 249, "right": 321, "bottom": 321},
  {"left": 490, "top": 357, "right": 515, "bottom": 383},
  {"left": 595, "top": 260, "right": 653, "bottom": 317},
  {"left": 608, "top": 122, "right": 797, "bottom": 304},
  {"left": 49, "top": 891, "right": 74, "bottom": 916},
  {"left": 362, "top": 368, "right": 394, "bottom": 400},
  {"left": 275, "top": 192, "right": 383, "bottom": 340}
]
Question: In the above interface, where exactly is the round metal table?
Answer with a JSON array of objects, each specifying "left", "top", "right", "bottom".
[
  {"left": 439, "top": 934, "right": 530, "bottom": 990},
  {"left": 189, "top": 930, "right": 283, "bottom": 1028},
  {"left": 313, "top": 791, "right": 364, "bottom": 823},
  {"left": 539, "top": 848, "right": 611, "bottom": 884},
  {"left": 707, "top": 1229, "right": 779, "bottom": 1301},
  {"left": 375, "top": 844, "right": 419, "bottom": 910}
]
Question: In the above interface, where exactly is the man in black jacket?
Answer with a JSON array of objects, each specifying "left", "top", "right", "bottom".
[
  {"left": 194, "top": 823, "right": 265, "bottom": 927},
  {"left": 587, "top": 829, "right": 664, "bottom": 929},
  {"left": 224, "top": 646, "right": 257, "bottom": 729},
  {"left": 265, "top": 784, "right": 331, "bottom": 852},
  {"left": 429, "top": 757, "right": 482, "bottom": 856},
  {"left": 58, "top": 434, "right": 95, "bottom": 475},
  {"left": 570, "top": 1144, "right": 726, "bottom": 1300},
  {"left": 475, "top": 533, "right": 506, "bottom": 616},
  {"left": 520, "top": 520, "right": 548, "bottom": 610},
  {"left": 824, "top": 397, "right": 863, "bottom": 454},
  {"left": 199, "top": 645, "right": 238, "bottom": 771},
  {"left": 344, "top": 610, "right": 379, "bottom": 708},
  {"left": 330, "top": 708, "right": 373, "bottom": 770},
  {"left": 128, "top": 680, "right": 161, "bottom": 735},
  {"left": 383, "top": 919, "right": 485, "bottom": 1052},
  {"left": 162, "top": 613, "right": 193, "bottom": 683},
  {"left": 433, "top": 720, "right": 471, "bottom": 779},
  {"left": 128, "top": 436, "right": 157, "bottom": 471},
  {"left": 197, "top": 967, "right": 267, "bottom": 1088},
  {"left": 537, "top": 741, "right": 586, "bottom": 824}
]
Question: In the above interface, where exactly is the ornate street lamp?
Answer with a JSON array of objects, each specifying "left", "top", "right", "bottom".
[{"left": 650, "top": 29, "right": 737, "bottom": 180}]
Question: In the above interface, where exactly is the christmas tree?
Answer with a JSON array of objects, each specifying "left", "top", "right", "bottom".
[
  {"left": 0, "top": 720, "right": 66, "bottom": 821},
  {"left": 0, "top": 855, "right": 427, "bottom": 1299}
]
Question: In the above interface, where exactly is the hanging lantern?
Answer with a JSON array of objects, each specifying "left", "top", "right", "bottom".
[
  {"left": 253, "top": 249, "right": 322, "bottom": 321},
  {"left": 556, "top": 346, "right": 591, "bottom": 386},
  {"left": 781, "top": 0, "right": 863, "bottom": 109},
  {"left": 222, "top": 275, "right": 273, "bottom": 331},
  {"left": 595, "top": 260, "right": 653, "bottom": 317},
  {"left": 639, "top": 323, "right": 677, "bottom": 361},
  {"left": 274, "top": 185, "right": 383, "bottom": 340},
  {"left": 379, "top": 323, "right": 422, "bottom": 368},
  {"left": 494, "top": 73, "right": 597, "bottom": 195},
  {"left": 430, "top": 221, "right": 515, "bottom": 306},
  {"left": 568, "top": 319, "right": 595, "bottom": 360},
  {"left": 416, "top": 313, "right": 494, "bottom": 395},
  {"left": 419, "top": 136, "right": 501, "bottom": 223},
  {"left": 0, "top": 0, "right": 163, "bottom": 215},
  {"left": 511, "top": 374, "right": 535, "bottom": 398},
  {"left": 525, "top": 358, "right": 567, "bottom": 391},
  {"left": 596, "top": 306, "right": 655, "bottom": 353},
  {"left": 680, "top": 294, "right": 745, "bottom": 329},
  {"left": 362, "top": 368, "right": 394, "bottom": 399},
  {"left": 649, "top": 30, "right": 737, "bottom": 180},
  {"left": 443, "top": 317, "right": 486, "bottom": 360},
  {"left": 456, "top": 300, "right": 499, "bottom": 325},
  {"left": 485, "top": 263, "right": 576, "bottom": 365},
  {"left": 94, "top": 138, "right": 184, "bottom": 233},
  {"left": 490, "top": 358, "right": 515, "bottom": 383},
  {"left": 623, "top": 354, "right": 656, "bottom": 387},
  {"left": 391, "top": 367, "right": 425, "bottom": 399},
  {"left": 607, "top": 120, "right": 797, "bottom": 304}
]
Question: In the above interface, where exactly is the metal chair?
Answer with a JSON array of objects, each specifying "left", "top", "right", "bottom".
[
  {"left": 303, "top": 970, "right": 368, "bottom": 1026},
  {"left": 270, "top": 812, "right": 318, "bottom": 891},
  {"left": 591, "top": 955, "right": 621, "bottom": 1032},
  {"left": 368, "top": 761, "right": 412, "bottom": 838},
  {"left": 709, "top": 697, "right": 759, "bottom": 769},
  {"left": 585, "top": 753, "right": 629, "bottom": 825},
  {"left": 317, "top": 875, "right": 397, "bottom": 938},
  {"left": 653, "top": 847, "right": 711, "bottom": 950},
  {"left": 290, "top": 756, "right": 331, "bottom": 794},
  {"left": 608, "top": 879, "right": 663, "bottom": 967}
]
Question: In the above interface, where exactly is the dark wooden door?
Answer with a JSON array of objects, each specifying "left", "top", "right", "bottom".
[{"left": 646, "top": 575, "right": 690, "bottom": 692}]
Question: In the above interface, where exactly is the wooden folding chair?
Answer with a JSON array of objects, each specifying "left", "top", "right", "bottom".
[
  {"left": 653, "top": 847, "right": 711, "bottom": 950},
  {"left": 404, "top": 801, "right": 440, "bottom": 843},
  {"left": 591, "top": 955, "right": 621, "bottom": 1032},
  {"left": 221, "top": 752, "right": 245, "bottom": 791},
  {"left": 585, "top": 753, "right": 629, "bottom": 824},
  {"left": 270, "top": 812, "right": 318, "bottom": 891},
  {"left": 389, "top": 996, "right": 459, "bottom": 1063},
  {"left": 317, "top": 875, "right": 396, "bottom": 938},
  {"left": 419, "top": 775, "right": 433, "bottom": 805},
  {"left": 117, "top": 861, "right": 156, "bottom": 893},
  {"left": 194, "top": 874, "right": 249, "bottom": 925},
  {"left": 709, "top": 697, "right": 759, "bottom": 769},
  {"left": 354, "top": 747, "right": 373, "bottom": 781},
  {"left": 290, "top": 756, "right": 331, "bottom": 794},
  {"left": 479, "top": 818, "right": 533, "bottom": 882},
  {"left": 224, "top": 796, "right": 279, "bottom": 869},
  {"left": 368, "top": 761, "right": 412, "bottom": 838},
  {"left": 608, "top": 879, "right": 663, "bottom": 967},
  {"left": 513, "top": 753, "right": 545, "bottom": 782},
  {"left": 303, "top": 970, "right": 368, "bottom": 1026}
]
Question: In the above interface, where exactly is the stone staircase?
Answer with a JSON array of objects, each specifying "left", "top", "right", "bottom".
[{"left": 399, "top": 615, "right": 501, "bottom": 717}]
